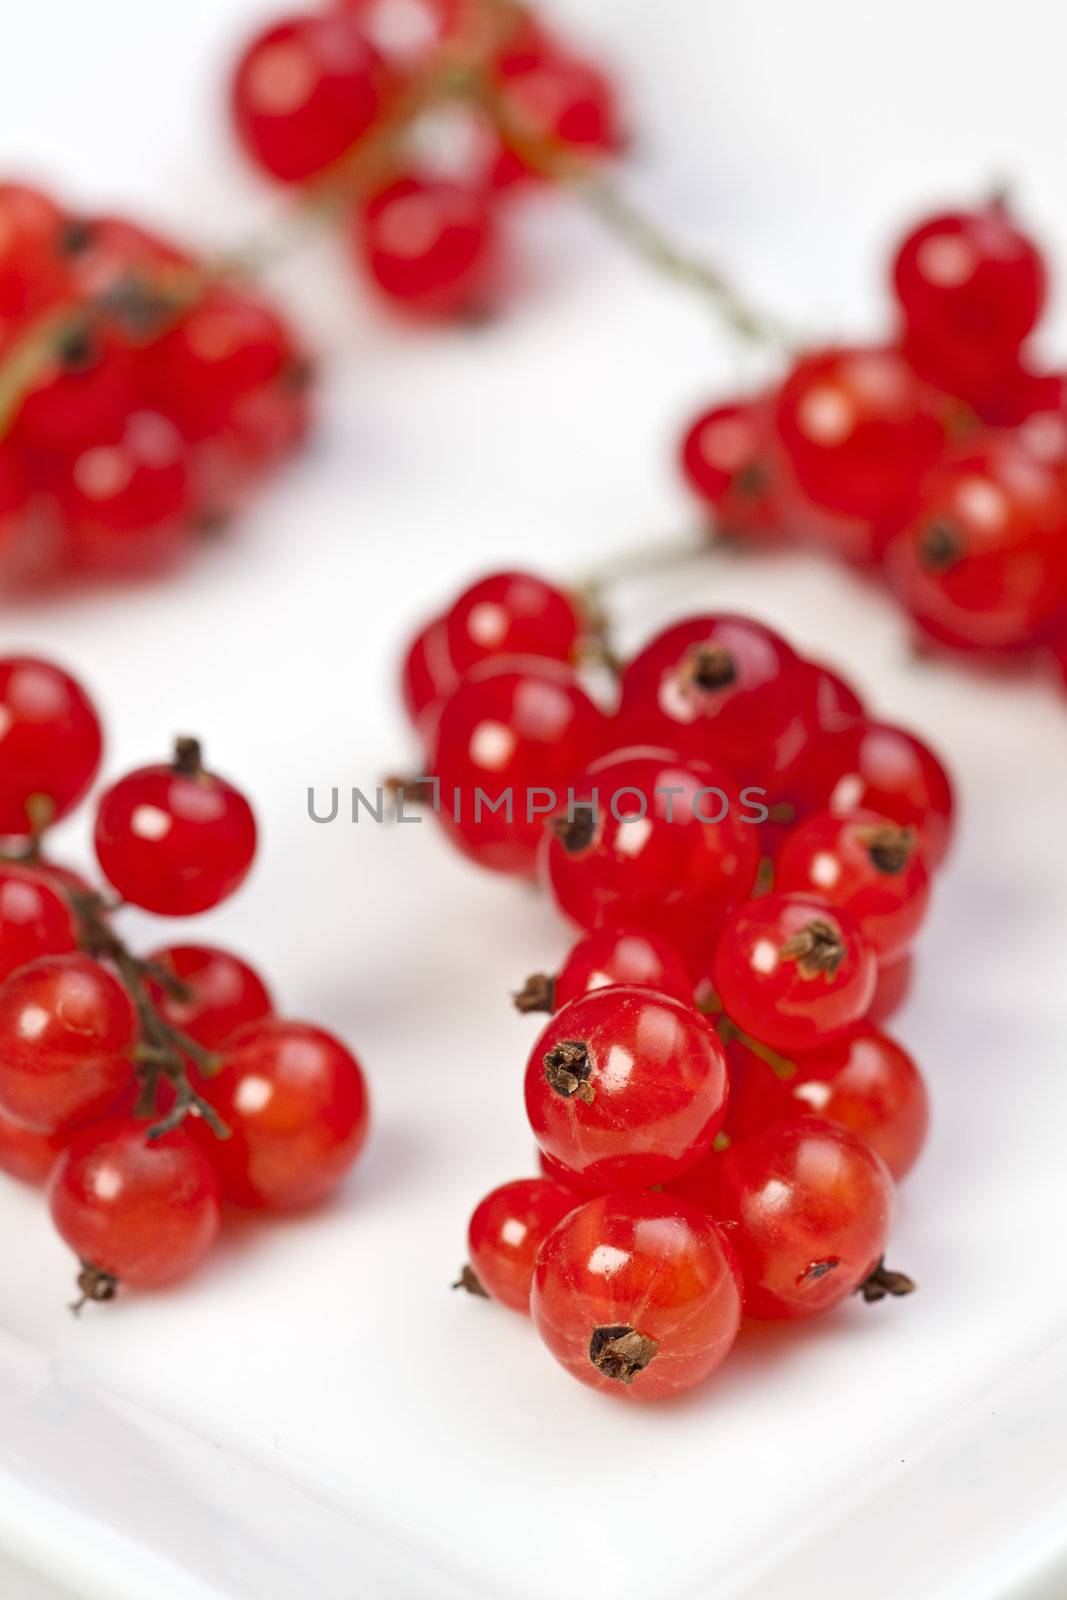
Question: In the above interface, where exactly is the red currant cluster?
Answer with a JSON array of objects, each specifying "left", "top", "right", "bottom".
[
  {"left": 0, "top": 657, "right": 368, "bottom": 1306},
  {"left": 231, "top": 0, "right": 622, "bottom": 319},
  {"left": 0, "top": 184, "right": 308, "bottom": 587},
  {"left": 400, "top": 568, "right": 951, "bottom": 1397},
  {"left": 682, "top": 201, "right": 1067, "bottom": 682}
]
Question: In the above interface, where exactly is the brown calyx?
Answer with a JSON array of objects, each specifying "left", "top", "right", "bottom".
[
  {"left": 857, "top": 1257, "right": 917, "bottom": 1304},
  {"left": 56, "top": 326, "right": 96, "bottom": 372},
  {"left": 71, "top": 1261, "right": 119, "bottom": 1315},
  {"left": 452, "top": 1265, "right": 489, "bottom": 1299},
  {"left": 684, "top": 643, "right": 738, "bottom": 692},
  {"left": 858, "top": 823, "right": 915, "bottom": 875},
  {"left": 513, "top": 972, "right": 557, "bottom": 1015},
  {"left": 918, "top": 518, "right": 963, "bottom": 573},
  {"left": 551, "top": 806, "right": 597, "bottom": 855},
  {"left": 543, "top": 1039, "right": 594, "bottom": 1103},
  {"left": 383, "top": 773, "right": 435, "bottom": 806},
  {"left": 779, "top": 918, "right": 846, "bottom": 980},
  {"left": 589, "top": 1324, "right": 659, "bottom": 1385},
  {"left": 172, "top": 736, "right": 205, "bottom": 778}
]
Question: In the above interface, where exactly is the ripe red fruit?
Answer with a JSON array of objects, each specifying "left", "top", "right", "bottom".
[
  {"left": 0, "top": 656, "right": 103, "bottom": 836},
  {"left": 524, "top": 986, "right": 728, "bottom": 1189},
  {"left": 868, "top": 953, "right": 913, "bottom": 1024},
  {"left": 0, "top": 1103, "right": 68, "bottom": 1184},
  {"left": 464, "top": 1177, "right": 577, "bottom": 1311},
  {"left": 728, "top": 1025, "right": 929, "bottom": 1180},
  {"left": 804, "top": 659, "right": 866, "bottom": 733},
  {"left": 531, "top": 1190, "right": 742, "bottom": 1399},
  {"left": 492, "top": 37, "right": 622, "bottom": 183},
  {"left": 49, "top": 1118, "right": 221, "bottom": 1290},
  {"left": 541, "top": 747, "right": 759, "bottom": 960},
  {"left": 0, "top": 953, "right": 136, "bottom": 1133},
  {"left": 784, "top": 718, "right": 955, "bottom": 868},
  {"left": 231, "top": 12, "right": 389, "bottom": 184},
  {"left": 400, "top": 616, "right": 457, "bottom": 735},
  {"left": 0, "top": 443, "right": 30, "bottom": 563},
  {"left": 143, "top": 944, "right": 273, "bottom": 1051},
  {"left": 61, "top": 214, "right": 192, "bottom": 317},
  {"left": 552, "top": 926, "right": 693, "bottom": 1010},
  {"left": 775, "top": 809, "right": 931, "bottom": 962},
  {"left": 618, "top": 614, "right": 808, "bottom": 781},
  {"left": 354, "top": 176, "right": 498, "bottom": 318},
  {"left": 893, "top": 206, "right": 1046, "bottom": 357},
  {"left": 0, "top": 863, "right": 78, "bottom": 980},
  {"left": 12, "top": 331, "right": 137, "bottom": 454},
  {"left": 696, "top": 1118, "right": 895, "bottom": 1319},
  {"left": 0, "top": 183, "right": 68, "bottom": 333},
  {"left": 537, "top": 1147, "right": 599, "bottom": 1194},
  {"left": 204, "top": 1019, "right": 369, "bottom": 1210},
  {"left": 712, "top": 893, "right": 877, "bottom": 1054},
  {"left": 55, "top": 411, "right": 192, "bottom": 574},
  {"left": 887, "top": 435, "right": 1067, "bottom": 651},
  {"left": 680, "top": 399, "right": 780, "bottom": 538},
  {"left": 429, "top": 658, "right": 606, "bottom": 877},
  {"left": 94, "top": 746, "right": 257, "bottom": 916},
  {"left": 444, "top": 570, "right": 580, "bottom": 676}
]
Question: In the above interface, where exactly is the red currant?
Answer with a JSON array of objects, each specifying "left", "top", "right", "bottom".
[
  {"left": 0, "top": 953, "right": 136, "bottom": 1133},
  {"left": 524, "top": 986, "right": 728, "bottom": 1189},
  {"left": 0, "top": 863, "right": 77, "bottom": 981},
  {"left": 0, "top": 1102, "right": 68, "bottom": 1185},
  {"left": 553, "top": 926, "right": 693, "bottom": 1010},
  {"left": 680, "top": 398, "right": 780, "bottom": 539},
  {"left": 444, "top": 570, "right": 580, "bottom": 676},
  {"left": 61, "top": 214, "right": 192, "bottom": 312},
  {"left": 231, "top": 11, "right": 389, "bottom": 184},
  {"left": 55, "top": 411, "right": 192, "bottom": 574},
  {"left": 804, "top": 659, "right": 866, "bottom": 732},
  {"left": 893, "top": 206, "right": 1046, "bottom": 357},
  {"left": 94, "top": 743, "right": 257, "bottom": 916},
  {"left": 12, "top": 329, "right": 137, "bottom": 454},
  {"left": 143, "top": 944, "right": 273, "bottom": 1051},
  {"left": 868, "top": 952, "right": 913, "bottom": 1025},
  {"left": 464, "top": 1177, "right": 577, "bottom": 1311},
  {"left": 429, "top": 658, "right": 606, "bottom": 877},
  {"left": 204, "top": 1019, "right": 369, "bottom": 1210},
  {"left": 0, "top": 657, "right": 103, "bottom": 836},
  {"left": 0, "top": 443, "right": 30, "bottom": 565},
  {"left": 696, "top": 1118, "right": 895, "bottom": 1318},
  {"left": 492, "top": 36, "right": 622, "bottom": 185},
  {"left": 49, "top": 1117, "right": 221, "bottom": 1291},
  {"left": 0, "top": 184, "right": 68, "bottom": 334},
  {"left": 400, "top": 615, "right": 457, "bottom": 735},
  {"left": 537, "top": 1147, "right": 600, "bottom": 1194},
  {"left": 530, "top": 1191, "right": 742, "bottom": 1398},
  {"left": 775, "top": 809, "right": 931, "bottom": 962},
  {"left": 712, "top": 892, "right": 877, "bottom": 1054},
  {"left": 541, "top": 747, "right": 759, "bottom": 958},
  {"left": 354, "top": 176, "right": 498, "bottom": 319}
]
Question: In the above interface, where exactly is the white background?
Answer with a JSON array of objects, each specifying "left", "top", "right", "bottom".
[{"left": 1, "top": 2, "right": 1067, "bottom": 1597}]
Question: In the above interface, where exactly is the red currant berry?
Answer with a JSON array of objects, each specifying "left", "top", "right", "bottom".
[
  {"left": 785, "top": 719, "right": 955, "bottom": 867},
  {"left": 1011, "top": 371, "right": 1067, "bottom": 466},
  {"left": 444, "top": 571, "right": 580, "bottom": 676},
  {"left": 681, "top": 398, "right": 780, "bottom": 538},
  {"left": 537, "top": 1147, "right": 600, "bottom": 1194},
  {"left": 0, "top": 953, "right": 136, "bottom": 1133},
  {"left": 354, "top": 176, "right": 498, "bottom": 319},
  {"left": 0, "top": 184, "right": 69, "bottom": 335},
  {"left": 618, "top": 614, "right": 808, "bottom": 781},
  {"left": 775, "top": 809, "right": 931, "bottom": 962},
  {"left": 773, "top": 346, "right": 946, "bottom": 544},
  {"left": 524, "top": 986, "right": 728, "bottom": 1189},
  {"left": 712, "top": 893, "right": 877, "bottom": 1054},
  {"left": 464, "top": 1177, "right": 577, "bottom": 1311},
  {"left": 868, "top": 952, "right": 913, "bottom": 1025},
  {"left": 804, "top": 659, "right": 866, "bottom": 732},
  {"left": 893, "top": 205, "right": 1046, "bottom": 356},
  {"left": 61, "top": 213, "right": 191, "bottom": 301},
  {"left": 0, "top": 1102, "right": 68, "bottom": 1185},
  {"left": 429, "top": 658, "right": 606, "bottom": 877},
  {"left": 49, "top": 1118, "right": 221, "bottom": 1291},
  {"left": 55, "top": 411, "right": 192, "bottom": 574},
  {"left": 400, "top": 615, "right": 457, "bottom": 735},
  {"left": 143, "top": 945, "right": 273, "bottom": 1051},
  {"left": 231, "top": 11, "right": 389, "bottom": 184},
  {"left": 541, "top": 747, "right": 759, "bottom": 957},
  {"left": 887, "top": 435, "right": 1067, "bottom": 651},
  {"left": 0, "top": 656, "right": 103, "bottom": 836},
  {"left": 553, "top": 927, "right": 693, "bottom": 1010},
  {"left": 492, "top": 38, "right": 622, "bottom": 184},
  {"left": 94, "top": 743, "right": 257, "bottom": 916},
  {"left": 12, "top": 329, "right": 137, "bottom": 453},
  {"left": 204, "top": 1019, "right": 369, "bottom": 1210},
  {"left": 698, "top": 1118, "right": 895, "bottom": 1318},
  {"left": 0, "top": 863, "right": 77, "bottom": 981},
  {"left": 530, "top": 1191, "right": 742, "bottom": 1399},
  {"left": 0, "top": 442, "right": 30, "bottom": 563}
]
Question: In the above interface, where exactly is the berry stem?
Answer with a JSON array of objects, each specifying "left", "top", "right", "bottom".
[{"left": 696, "top": 986, "right": 797, "bottom": 1080}]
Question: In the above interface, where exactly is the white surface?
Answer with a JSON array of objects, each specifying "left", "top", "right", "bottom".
[{"left": 2, "top": 2, "right": 1067, "bottom": 1597}]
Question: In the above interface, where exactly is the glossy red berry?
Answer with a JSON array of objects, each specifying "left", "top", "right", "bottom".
[
  {"left": 0, "top": 443, "right": 30, "bottom": 563},
  {"left": 531, "top": 1190, "right": 742, "bottom": 1399},
  {"left": 232, "top": 12, "right": 389, "bottom": 184},
  {"left": 0, "top": 1102, "right": 68, "bottom": 1184},
  {"left": 697, "top": 1118, "right": 895, "bottom": 1319},
  {"left": 712, "top": 893, "right": 877, "bottom": 1054},
  {"left": 0, "top": 953, "right": 136, "bottom": 1134},
  {"left": 537, "top": 1147, "right": 600, "bottom": 1194},
  {"left": 12, "top": 330, "right": 137, "bottom": 454},
  {"left": 868, "top": 953, "right": 913, "bottom": 1025},
  {"left": 354, "top": 176, "right": 498, "bottom": 319},
  {"left": 143, "top": 944, "right": 273, "bottom": 1051},
  {"left": 893, "top": 206, "right": 1046, "bottom": 356},
  {"left": 804, "top": 659, "right": 866, "bottom": 732},
  {"left": 493, "top": 38, "right": 622, "bottom": 184},
  {"left": 204, "top": 1019, "right": 369, "bottom": 1210},
  {"left": 444, "top": 571, "right": 580, "bottom": 676},
  {"left": 618, "top": 614, "right": 808, "bottom": 781},
  {"left": 429, "top": 658, "right": 606, "bottom": 877},
  {"left": 680, "top": 398, "right": 780, "bottom": 538},
  {"left": 0, "top": 863, "right": 77, "bottom": 980},
  {"left": 464, "top": 1177, "right": 577, "bottom": 1311},
  {"left": 541, "top": 747, "right": 759, "bottom": 958},
  {"left": 49, "top": 1118, "right": 221, "bottom": 1290},
  {"left": 0, "top": 657, "right": 103, "bottom": 836},
  {"left": 524, "top": 986, "right": 728, "bottom": 1190},
  {"left": 400, "top": 616, "right": 457, "bottom": 735},
  {"left": 552, "top": 927, "right": 693, "bottom": 1010},
  {"left": 56, "top": 411, "right": 192, "bottom": 574},
  {"left": 0, "top": 183, "right": 68, "bottom": 333},
  {"left": 887, "top": 435, "right": 1067, "bottom": 651},
  {"left": 61, "top": 214, "right": 191, "bottom": 315},
  {"left": 94, "top": 745, "right": 257, "bottom": 916},
  {"left": 775, "top": 809, "right": 931, "bottom": 962},
  {"left": 785, "top": 718, "right": 955, "bottom": 868}
]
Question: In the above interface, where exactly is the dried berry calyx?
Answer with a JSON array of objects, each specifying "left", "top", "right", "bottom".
[
  {"left": 452, "top": 1264, "right": 489, "bottom": 1298},
  {"left": 72, "top": 1261, "right": 119, "bottom": 1314},
  {"left": 513, "top": 972, "right": 557, "bottom": 1014},
  {"left": 589, "top": 1323, "right": 659, "bottom": 1384},
  {"left": 858, "top": 823, "right": 916, "bottom": 875},
  {"left": 918, "top": 518, "right": 963, "bottom": 572},
  {"left": 857, "top": 1257, "right": 917, "bottom": 1303},
  {"left": 685, "top": 643, "right": 738, "bottom": 691},
  {"left": 779, "top": 918, "right": 846, "bottom": 979},
  {"left": 551, "top": 805, "right": 598, "bottom": 855},
  {"left": 543, "top": 1039, "right": 594, "bottom": 1103}
]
